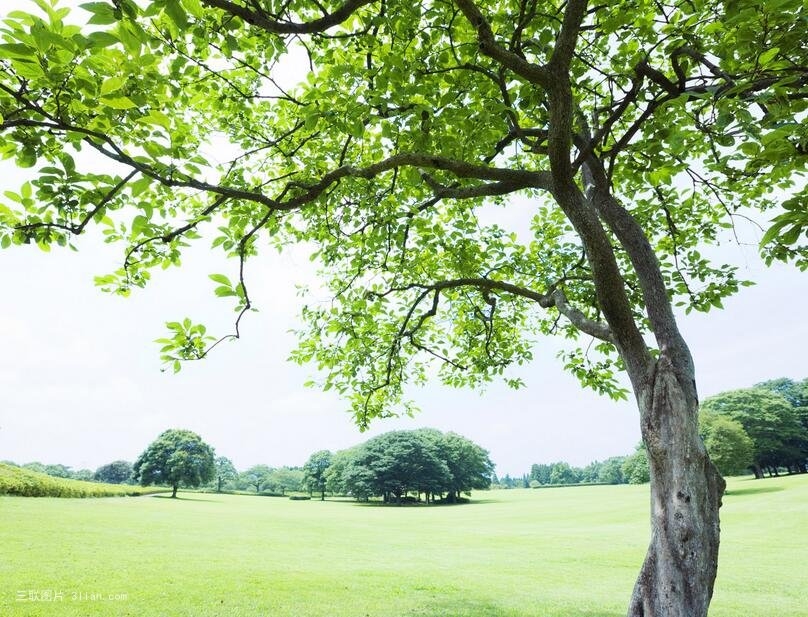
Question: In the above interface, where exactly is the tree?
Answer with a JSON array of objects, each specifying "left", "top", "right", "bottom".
[
  {"left": 596, "top": 457, "right": 626, "bottom": 485},
  {"left": 94, "top": 460, "right": 133, "bottom": 484},
  {"left": 44, "top": 464, "right": 72, "bottom": 478},
  {"left": 342, "top": 431, "right": 452, "bottom": 504},
  {"left": 240, "top": 464, "right": 273, "bottom": 493},
  {"left": 438, "top": 432, "right": 494, "bottom": 501},
  {"left": 212, "top": 456, "right": 237, "bottom": 492},
  {"left": 266, "top": 467, "right": 304, "bottom": 495},
  {"left": 303, "top": 450, "right": 333, "bottom": 500},
  {"left": 2, "top": 1, "right": 805, "bottom": 613},
  {"left": 622, "top": 445, "right": 650, "bottom": 485},
  {"left": 548, "top": 461, "right": 579, "bottom": 485},
  {"left": 133, "top": 429, "right": 215, "bottom": 498},
  {"left": 698, "top": 412, "right": 754, "bottom": 477},
  {"left": 72, "top": 468, "right": 95, "bottom": 481},
  {"left": 702, "top": 388, "right": 808, "bottom": 477},
  {"left": 756, "top": 378, "right": 808, "bottom": 409},
  {"left": 529, "top": 464, "right": 552, "bottom": 486}
]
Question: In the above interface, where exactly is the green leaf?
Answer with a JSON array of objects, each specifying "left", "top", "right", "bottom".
[
  {"left": 100, "top": 76, "right": 126, "bottom": 96},
  {"left": 208, "top": 273, "right": 232, "bottom": 286},
  {"left": 758, "top": 47, "right": 780, "bottom": 66}
]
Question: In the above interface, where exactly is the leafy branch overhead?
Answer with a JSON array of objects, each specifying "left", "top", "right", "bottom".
[{"left": 0, "top": 0, "right": 805, "bottom": 407}]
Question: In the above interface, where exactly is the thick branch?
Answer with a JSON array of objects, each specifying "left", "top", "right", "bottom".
[
  {"left": 201, "top": 0, "right": 375, "bottom": 34},
  {"left": 454, "top": 0, "right": 551, "bottom": 86},
  {"left": 375, "top": 277, "right": 614, "bottom": 343}
]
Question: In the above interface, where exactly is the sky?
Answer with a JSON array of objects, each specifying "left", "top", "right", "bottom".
[{"left": 1, "top": 1, "right": 806, "bottom": 477}]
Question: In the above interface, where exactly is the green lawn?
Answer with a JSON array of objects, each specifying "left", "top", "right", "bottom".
[{"left": 1, "top": 475, "right": 806, "bottom": 616}]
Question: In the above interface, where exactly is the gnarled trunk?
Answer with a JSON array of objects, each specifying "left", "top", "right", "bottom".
[{"left": 628, "top": 356, "right": 725, "bottom": 617}]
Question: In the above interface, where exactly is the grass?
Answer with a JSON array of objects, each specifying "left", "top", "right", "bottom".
[
  {"left": 0, "top": 464, "right": 169, "bottom": 498},
  {"left": 0, "top": 475, "right": 806, "bottom": 616}
]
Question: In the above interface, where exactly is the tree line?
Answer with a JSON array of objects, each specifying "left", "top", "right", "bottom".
[
  {"left": 515, "top": 377, "right": 808, "bottom": 486},
  {"left": 4, "top": 427, "right": 494, "bottom": 504}
]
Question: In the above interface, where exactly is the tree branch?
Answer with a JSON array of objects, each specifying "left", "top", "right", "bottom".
[
  {"left": 372, "top": 277, "right": 614, "bottom": 342},
  {"left": 201, "top": 0, "right": 376, "bottom": 34}
]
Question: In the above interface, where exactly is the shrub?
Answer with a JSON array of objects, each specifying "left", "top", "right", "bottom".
[
  {"left": 0, "top": 464, "right": 169, "bottom": 498},
  {"left": 289, "top": 495, "right": 311, "bottom": 501}
]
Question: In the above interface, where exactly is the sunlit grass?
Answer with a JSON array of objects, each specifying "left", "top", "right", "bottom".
[{"left": 0, "top": 474, "right": 805, "bottom": 616}]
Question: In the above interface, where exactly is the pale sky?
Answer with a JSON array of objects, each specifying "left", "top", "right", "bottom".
[{"left": 1, "top": 1, "right": 806, "bottom": 477}]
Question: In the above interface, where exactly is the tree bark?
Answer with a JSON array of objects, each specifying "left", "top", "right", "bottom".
[
  {"left": 171, "top": 484, "right": 178, "bottom": 498},
  {"left": 628, "top": 355, "right": 725, "bottom": 617}
]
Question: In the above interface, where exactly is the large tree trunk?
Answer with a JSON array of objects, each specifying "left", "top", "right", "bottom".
[{"left": 628, "top": 356, "right": 725, "bottom": 617}]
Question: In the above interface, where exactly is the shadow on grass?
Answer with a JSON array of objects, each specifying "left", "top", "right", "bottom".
[
  {"left": 725, "top": 485, "right": 785, "bottom": 497},
  {"left": 151, "top": 495, "right": 220, "bottom": 503}
]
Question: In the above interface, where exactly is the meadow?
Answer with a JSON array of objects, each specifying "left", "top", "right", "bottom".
[{"left": 1, "top": 474, "right": 806, "bottom": 617}]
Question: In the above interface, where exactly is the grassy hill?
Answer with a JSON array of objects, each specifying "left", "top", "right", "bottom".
[
  {"left": 0, "top": 474, "right": 805, "bottom": 616},
  {"left": 0, "top": 463, "right": 168, "bottom": 498}
]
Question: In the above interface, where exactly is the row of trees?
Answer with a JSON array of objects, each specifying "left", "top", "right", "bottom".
[
  {"left": 3, "top": 460, "right": 136, "bottom": 484},
  {"left": 517, "top": 377, "right": 808, "bottom": 486},
  {"left": 311, "top": 429, "right": 495, "bottom": 505}
]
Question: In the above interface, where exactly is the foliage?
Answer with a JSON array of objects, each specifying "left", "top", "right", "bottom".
[
  {"left": 702, "top": 388, "right": 808, "bottom": 476},
  {"left": 622, "top": 445, "right": 650, "bottom": 485},
  {"left": 0, "top": 462, "right": 166, "bottom": 497},
  {"left": 0, "top": 0, "right": 803, "bottom": 413},
  {"left": 266, "top": 467, "right": 304, "bottom": 495},
  {"left": 239, "top": 464, "right": 273, "bottom": 493},
  {"left": 698, "top": 412, "right": 754, "bottom": 477},
  {"left": 302, "top": 450, "right": 332, "bottom": 500},
  {"left": 329, "top": 429, "right": 492, "bottom": 503},
  {"left": 133, "top": 429, "right": 216, "bottom": 497},
  {"left": 94, "top": 460, "right": 134, "bottom": 484},
  {"left": 212, "top": 456, "right": 238, "bottom": 492}
]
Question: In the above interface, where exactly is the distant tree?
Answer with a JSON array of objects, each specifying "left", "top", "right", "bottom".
[
  {"left": 597, "top": 457, "right": 626, "bottom": 485},
  {"left": 430, "top": 431, "right": 494, "bottom": 502},
  {"left": 324, "top": 448, "right": 359, "bottom": 497},
  {"left": 72, "top": 469, "right": 95, "bottom": 482},
  {"left": 21, "top": 462, "right": 46, "bottom": 474},
  {"left": 267, "top": 467, "right": 304, "bottom": 495},
  {"left": 698, "top": 413, "right": 754, "bottom": 477},
  {"left": 240, "top": 465, "right": 273, "bottom": 493},
  {"left": 756, "top": 377, "right": 808, "bottom": 408},
  {"left": 40, "top": 464, "right": 73, "bottom": 478},
  {"left": 345, "top": 431, "right": 451, "bottom": 505},
  {"left": 530, "top": 464, "right": 552, "bottom": 486},
  {"left": 94, "top": 460, "right": 133, "bottom": 484},
  {"left": 499, "top": 474, "right": 516, "bottom": 490},
  {"left": 303, "top": 450, "right": 333, "bottom": 500},
  {"left": 213, "top": 456, "right": 238, "bottom": 493},
  {"left": 549, "top": 462, "right": 579, "bottom": 485},
  {"left": 133, "top": 429, "right": 215, "bottom": 498},
  {"left": 622, "top": 446, "right": 650, "bottom": 485},
  {"left": 702, "top": 388, "right": 808, "bottom": 477}
]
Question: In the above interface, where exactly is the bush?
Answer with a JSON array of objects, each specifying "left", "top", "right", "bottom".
[
  {"left": 0, "top": 464, "right": 169, "bottom": 498},
  {"left": 289, "top": 495, "right": 311, "bottom": 501}
]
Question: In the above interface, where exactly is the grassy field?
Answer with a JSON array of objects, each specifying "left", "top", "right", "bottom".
[{"left": 1, "top": 475, "right": 806, "bottom": 617}]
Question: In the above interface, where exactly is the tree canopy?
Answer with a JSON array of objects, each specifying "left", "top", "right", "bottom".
[
  {"left": 94, "top": 460, "right": 133, "bottom": 484},
  {"left": 133, "top": 428, "right": 216, "bottom": 497},
  {"left": 702, "top": 387, "right": 808, "bottom": 477},
  {"left": 324, "top": 429, "right": 492, "bottom": 504},
  {"left": 2, "top": 0, "right": 806, "bottom": 614},
  {"left": 302, "top": 449, "right": 332, "bottom": 500}
]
